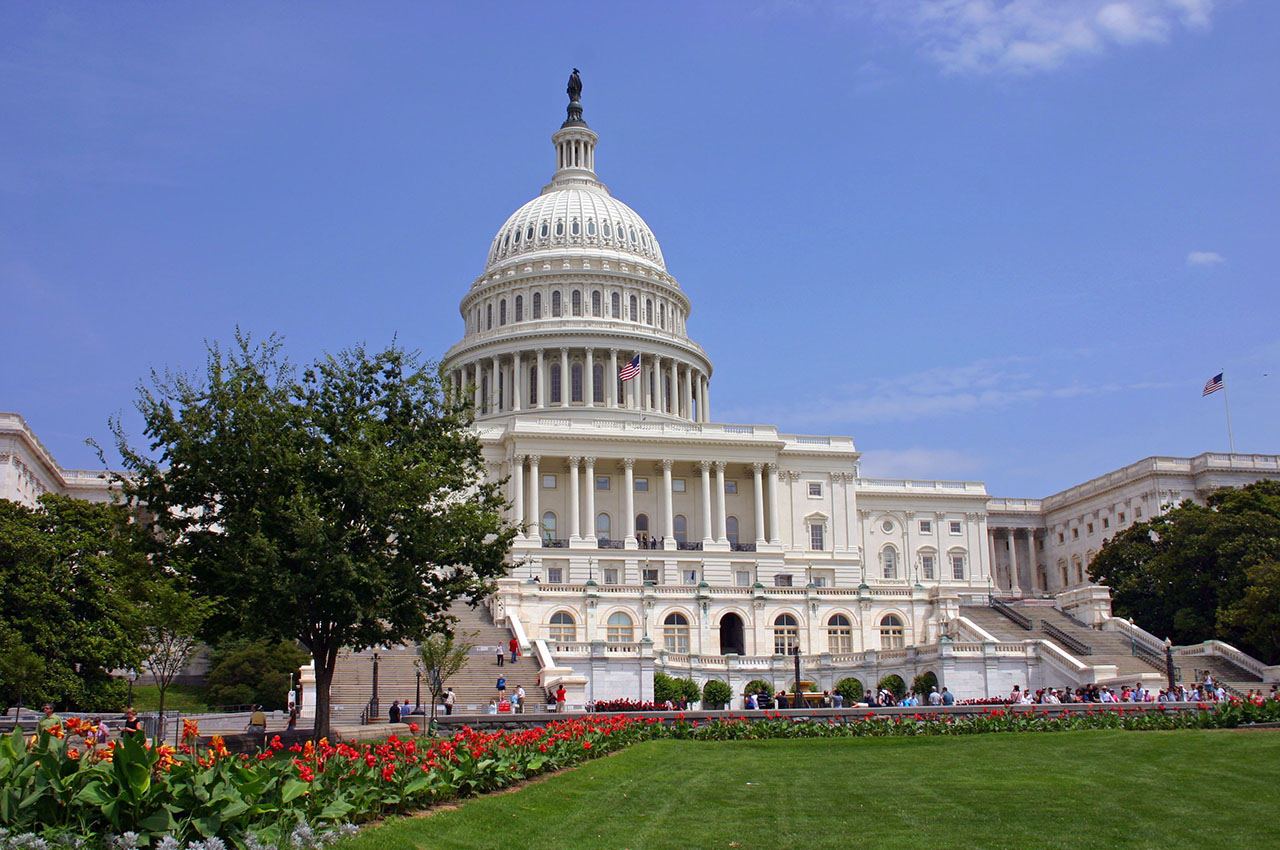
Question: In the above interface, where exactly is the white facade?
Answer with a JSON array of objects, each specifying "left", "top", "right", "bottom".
[{"left": 0, "top": 412, "right": 115, "bottom": 507}]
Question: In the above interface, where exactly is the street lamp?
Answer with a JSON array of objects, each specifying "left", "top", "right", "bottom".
[
  {"left": 127, "top": 669, "right": 137, "bottom": 707},
  {"left": 415, "top": 668, "right": 422, "bottom": 714},
  {"left": 1128, "top": 618, "right": 1136, "bottom": 657},
  {"left": 790, "top": 644, "right": 802, "bottom": 708},
  {"left": 1164, "top": 637, "right": 1177, "bottom": 690},
  {"left": 371, "top": 651, "right": 380, "bottom": 717}
]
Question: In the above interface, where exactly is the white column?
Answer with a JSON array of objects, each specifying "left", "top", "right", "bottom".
[
  {"left": 511, "top": 455, "right": 525, "bottom": 537},
  {"left": 752, "top": 462, "right": 766, "bottom": 546},
  {"left": 714, "top": 460, "right": 727, "bottom": 543},
  {"left": 1007, "top": 529, "right": 1022, "bottom": 596},
  {"left": 668, "top": 359, "right": 677, "bottom": 415},
  {"left": 528, "top": 455, "right": 541, "bottom": 537},
  {"left": 699, "top": 461, "right": 713, "bottom": 545},
  {"left": 767, "top": 463, "right": 781, "bottom": 545},
  {"left": 472, "top": 363, "right": 481, "bottom": 413},
  {"left": 560, "top": 348, "right": 570, "bottom": 408},
  {"left": 512, "top": 352, "right": 522, "bottom": 411},
  {"left": 609, "top": 349, "right": 618, "bottom": 409},
  {"left": 1026, "top": 530, "right": 1039, "bottom": 592},
  {"left": 661, "top": 459, "right": 674, "bottom": 546},
  {"left": 535, "top": 349, "right": 545, "bottom": 410},
  {"left": 623, "top": 458, "right": 636, "bottom": 545},
  {"left": 682, "top": 364, "right": 693, "bottom": 421},
  {"left": 568, "top": 456, "right": 581, "bottom": 540},
  {"left": 702, "top": 375, "right": 711, "bottom": 422},
  {"left": 585, "top": 347, "right": 595, "bottom": 409},
  {"left": 584, "top": 457, "right": 596, "bottom": 543}
]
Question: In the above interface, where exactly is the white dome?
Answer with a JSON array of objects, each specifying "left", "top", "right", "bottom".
[{"left": 485, "top": 185, "right": 666, "bottom": 274}]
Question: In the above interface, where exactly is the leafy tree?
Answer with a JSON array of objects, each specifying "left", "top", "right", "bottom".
[
  {"left": 1090, "top": 480, "right": 1280, "bottom": 663},
  {"left": 206, "top": 639, "right": 309, "bottom": 711},
  {"left": 911, "top": 671, "right": 939, "bottom": 697},
  {"left": 0, "top": 496, "right": 156, "bottom": 709},
  {"left": 877, "top": 674, "right": 906, "bottom": 699},
  {"left": 834, "top": 677, "right": 863, "bottom": 704},
  {"left": 137, "top": 581, "right": 218, "bottom": 735},
  {"left": 701, "top": 679, "right": 732, "bottom": 708},
  {"left": 0, "top": 640, "right": 43, "bottom": 713},
  {"left": 110, "top": 334, "right": 515, "bottom": 735},
  {"left": 416, "top": 629, "right": 475, "bottom": 724},
  {"left": 653, "top": 671, "right": 679, "bottom": 705}
]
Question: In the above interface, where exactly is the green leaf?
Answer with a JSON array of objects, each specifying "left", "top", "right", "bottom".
[
  {"left": 191, "top": 813, "right": 222, "bottom": 837},
  {"left": 138, "top": 808, "right": 176, "bottom": 833},
  {"left": 74, "top": 781, "right": 113, "bottom": 806},
  {"left": 280, "top": 778, "right": 309, "bottom": 803}
]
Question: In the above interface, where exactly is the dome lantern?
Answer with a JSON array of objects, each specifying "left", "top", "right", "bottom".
[{"left": 550, "top": 69, "right": 599, "bottom": 189}]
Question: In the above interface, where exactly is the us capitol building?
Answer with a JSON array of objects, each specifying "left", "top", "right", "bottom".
[{"left": 4, "top": 75, "right": 1277, "bottom": 707}]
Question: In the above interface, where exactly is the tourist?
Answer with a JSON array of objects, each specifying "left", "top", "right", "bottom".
[
  {"left": 496, "top": 646, "right": 504, "bottom": 666},
  {"left": 443, "top": 687, "right": 456, "bottom": 716},
  {"left": 510, "top": 636, "right": 521, "bottom": 664},
  {"left": 287, "top": 705, "right": 298, "bottom": 731},
  {"left": 246, "top": 704, "right": 267, "bottom": 736},
  {"left": 928, "top": 686, "right": 942, "bottom": 706},
  {"left": 776, "top": 690, "right": 789, "bottom": 709},
  {"left": 37, "top": 704, "right": 61, "bottom": 734},
  {"left": 745, "top": 692, "right": 757, "bottom": 710},
  {"left": 515, "top": 684, "right": 526, "bottom": 713},
  {"left": 496, "top": 675, "right": 506, "bottom": 700},
  {"left": 832, "top": 691, "right": 843, "bottom": 708},
  {"left": 941, "top": 687, "right": 955, "bottom": 706},
  {"left": 389, "top": 699, "right": 402, "bottom": 724},
  {"left": 556, "top": 684, "right": 567, "bottom": 713},
  {"left": 486, "top": 700, "right": 498, "bottom": 715},
  {"left": 122, "top": 707, "right": 143, "bottom": 739}
]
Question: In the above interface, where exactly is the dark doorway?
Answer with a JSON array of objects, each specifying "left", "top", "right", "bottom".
[{"left": 720, "top": 612, "right": 746, "bottom": 656}]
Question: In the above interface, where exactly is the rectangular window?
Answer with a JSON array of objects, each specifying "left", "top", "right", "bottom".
[
  {"left": 596, "top": 476, "right": 610, "bottom": 491},
  {"left": 919, "top": 520, "right": 932, "bottom": 534},
  {"left": 724, "top": 480, "right": 738, "bottom": 494},
  {"left": 634, "top": 477, "right": 648, "bottom": 492},
  {"left": 1058, "top": 531, "right": 1065, "bottom": 543},
  {"left": 642, "top": 567, "right": 659, "bottom": 584},
  {"left": 1135, "top": 506, "right": 1143, "bottom": 518},
  {"left": 1087, "top": 523, "right": 1094, "bottom": 535},
  {"left": 921, "top": 554, "right": 935, "bottom": 580},
  {"left": 951, "top": 555, "right": 965, "bottom": 580},
  {"left": 810, "top": 575, "right": 827, "bottom": 588},
  {"left": 683, "top": 569, "right": 698, "bottom": 585},
  {"left": 603, "top": 568, "right": 619, "bottom": 585},
  {"left": 773, "top": 574, "right": 793, "bottom": 588},
  {"left": 1103, "top": 517, "right": 1110, "bottom": 529},
  {"left": 672, "top": 478, "right": 686, "bottom": 493},
  {"left": 542, "top": 474, "right": 557, "bottom": 489},
  {"left": 807, "top": 482, "right": 822, "bottom": 497},
  {"left": 735, "top": 570, "right": 752, "bottom": 587},
  {"left": 809, "top": 524, "right": 825, "bottom": 550},
  {"left": 547, "top": 567, "right": 563, "bottom": 583},
  {"left": 949, "top": 521, "right": 962, "bottom": 535},
  {"left": 1072, "top": 528, "right": 1079, "bottom": 539},
  {"left": 1118, "top": 512, "right": 1126, "bottom": 523}
]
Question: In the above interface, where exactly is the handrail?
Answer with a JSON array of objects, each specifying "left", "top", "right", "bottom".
[
  {"left": 990, "top": 597, "right": 1033, "bottom": 631},
  {"left": 1042, "top": 621, "right": 1092, "bottom": 656},
  {"left": 1131, "top": 642, "right": 1166, "bottom": 672},
  {"left": 360, "top": 697, "right": 379, "bottom": 726}
]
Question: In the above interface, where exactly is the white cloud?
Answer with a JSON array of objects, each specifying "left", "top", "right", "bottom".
[
  {"left": 1186, "top": 250, "right": 1224, "bottom": 266},
  {"left": 866, "top": 0, "right": 1216, "bottom": 75},
  {"left": 859, "top": 447, "right": 987, "bottom": 480}
]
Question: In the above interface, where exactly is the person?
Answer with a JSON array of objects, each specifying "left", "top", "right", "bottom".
[
  {"left": 389, "top": 699, "right": 402, "bottom": 724},
  {"left": 832, "top": 691, "right": 843, "bottom": 708},
  {"left": 37, "top": 704, "right": 62, "bottom": 734},
  {"left": 776, "top": 690, "right": 789, "bottom": 710},
  {"left": 122, "top": 707, "right": 143, "bottom": 739},
  {"left": 928, "top": 686, "right": 942, "bottom": 706},
  {"left": 496, "top": 675, "right": 506, "bottom": 699},
  {"left": 745, "top": 691, "right": 758, "bottom": 710},
  {"left": 287, "top": 705, "right": 298, "bottom": 731},
  {"left": 91, "top": 716, "right": 111, "bottom": 748},
  {"left": 941, "top": 687, "right": 955, "bottom": 706},
  {"left": 555, "top": 684, "right": 567, "bottom": 713},
  {"left": 515, "top": 684, "right": 526, "bottom": 714},
  {"left": 246, "top": 704, "right": 267, "bottom": 736},
  {"left": 510, "top": 637, "right": 521, "bottom": 665},
  {"left": 496, "top": 646, "right": 504, "bottom": 666},
  {"left": 486, "top": 700, "right": 498, "bottom": 715},
  {"left": 444, "top": 687, "right": 456, "bottom": 716}
]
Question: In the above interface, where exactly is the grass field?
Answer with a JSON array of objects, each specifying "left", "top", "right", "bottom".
[
  {"left": 340, "top": 729, "right": 1280, "bottom": 850},
  {"left": 128, "top": 684, "right": 210, "bottom": 713}
]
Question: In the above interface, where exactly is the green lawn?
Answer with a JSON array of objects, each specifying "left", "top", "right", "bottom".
[
  {"left": 342, "top": 730, "right": 1280, "bottom": 850},
  {"left": 128, "top": 684, "right": 210, "bottom": 713}
]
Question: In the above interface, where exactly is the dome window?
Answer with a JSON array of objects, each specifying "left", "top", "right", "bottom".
[
  {"left": 571, "top": 290, "right": 582, "bottom": 316},
  {"left": 629, "top": 295, "right": 638, "bottom": 322},
  {"left": 555, "top": 220, "right": 565, "bottom": 237},
  {"left": 532, "top": 292, "right": 542, "bottom": 319},
  {"left": 591, "top": 290, "right": 602, "bottom": 317},
  {"left": 645, "top": 299, "right": 653, "bottom": 325},
  {"left": 552, "top": 291, "right": 562, "bottom": 317},
  {"left": 571, "top": 220, "right": 580, "bottom": 236},
  {"left": 513, "top": 228, "right": 520, "bottom": 245},
  {"left": 499, "top": 299, "right": 507, "bottom": 326},
  {"left": 659, "top": 303, "right": 665, "bottom": 329},
  {"left": 486, "top": 304, "right": 493, "bottom": 330},
  {"left": 603, "top": 222, "right": 612, "bottom": 238},
  {"left": 526, "top": 225, "right": 534, "bottom": 241},
  {"left": 540, "top": 222, "right": 549, "bottom": 238},
  {"left": 515, "top": 295, "right": 523, "bottom": 322},
  {"left": 587, "top": 220, "right": 596, "bottom": 236},
  {"left": 610, "top": 292, "right": 620, "bottom": 318},
  {"left": 630, "top": 228, "right": 637, "bottom": 243},
  {"left": 503, "top": 233, "right": 510, "bottom": 251}
]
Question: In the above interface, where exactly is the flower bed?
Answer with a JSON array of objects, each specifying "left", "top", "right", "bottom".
[{"left": 3, "top": 700, "right": 1277, "bottom": 850}]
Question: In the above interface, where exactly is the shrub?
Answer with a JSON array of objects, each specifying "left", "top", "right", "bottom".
[
  {"left": 877, "top": 674, "right": 906, "bottom": 699},
  {"left": 653, "top": 672, "right": 679, "bottom": 704},
  {"left": 912, "top": 671, "right": 939, "bottom": 698},
  {"left": 206, "top": 639, "right": 309, "bottom": 710},
  {"left": 835, "top": 677, "right": 863, "bottom": 704},
  {"left": 702, "top": 679, "right": 732, "bottom": 708}
]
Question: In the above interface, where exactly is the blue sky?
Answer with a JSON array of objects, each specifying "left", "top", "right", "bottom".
[{"left": 2, "top": 0, "right": 1276, "bottom": 498}]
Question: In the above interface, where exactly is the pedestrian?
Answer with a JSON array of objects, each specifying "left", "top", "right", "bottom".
[
  {"left": 389, "top": 699, "right": 402, "bottom": 724},
  {"left": 444, "top": 687, "right": 456, "bottom": 716},
  {"left": 246, "top": 704, "right": 267, "bottom": 737},
  {"left": 515, "top": 684, "right": 526, "bottom": 713},
  {"left": 496, "top": 675, "right": 506, "bottom": 699},
  {"left": 510, "top": 637, "right": 521, "bottom": 664},
  {"left": 91, "top": 716, "right": 110, "bottom": 748},
  {"left": 941, "top": 687, "right": 955, "bottom": 706},
  {"left": 122, "top": 708, "right": 143, "bottom": 739},
  {"left": 37, "top": 704, "right": 62, "bottom": 734},
  {"left": 556, "top": 684, "right": 567, "bottom": 713},
  {"left": 287, "top": 705, "right": 298, "bottom": 731},
  {"left": 496, "top": 646, "right": 504, "bottom": 666}
]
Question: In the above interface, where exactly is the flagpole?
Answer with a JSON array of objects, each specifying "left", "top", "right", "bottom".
[{"left": 1222, "top": 371, "right": 1235, "bottom": 454}]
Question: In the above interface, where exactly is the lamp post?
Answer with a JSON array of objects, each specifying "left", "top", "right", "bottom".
[
  {"left": 415, "top": 668, "right": 422, "bottom": 714},
  {"left": 790, "top": 644, "right": 802, "bottom": 708},
  {"left": 1128, "top": 618, "right": 1136, "bottom": 657},
  {"left": 371, "top": 651, "right": 380, "bottom": 716},
  {"left": 1164, "top": 637, "right": 1177, "bottom": 690},
  {"left": 127, "top": 669, "right": 137, "bottom": 707}
]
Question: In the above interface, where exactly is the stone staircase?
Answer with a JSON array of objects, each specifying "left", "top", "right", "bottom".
[{"left": 328, "top": 601, "right": 544, "bottom": 726}]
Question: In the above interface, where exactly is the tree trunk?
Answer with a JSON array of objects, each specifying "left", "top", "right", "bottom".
[{"left": 312, "top": 647, "right": 337, "bottom": 741}]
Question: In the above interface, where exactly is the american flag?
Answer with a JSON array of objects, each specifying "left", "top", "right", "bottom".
[
  {"left": 619, "top": 354, "right": 641, "bottom": 382},
  {"left": 1202, "top": 372, "right": 1224, "bottom": 396}
]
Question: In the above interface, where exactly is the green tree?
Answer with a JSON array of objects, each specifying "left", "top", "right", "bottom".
[
  {"left": 877, "top": 674, "right": 906, "bottom": 699},
  {"left": 1090, "top": 480, "right": 1280, "bottom": 663},
  {"left": 416, "top": 629, "right": 476, "bottom": 724},
  {"left": 834, "top": 677, "right": 863, "bottom": 704},
  {"left": 205, "top": 639, "right": 309, "bottom": 711},
  {"left": 0, "top": 496, "right": 156, "bottom": 709},
  {"left": 911, "top": 671, "right": 938, "bottom": 698},
  {"left": 701, "top": 679, "right": 732, "bottom": 709},
  {"left": 110, "top": 333, "right": 516, "bottom": 735},
  {"left": 0, "top": 640, "right": 43, "bottom": 713},
  {"left": 137, "top": 580, "right": 218, "bottom": 736}
]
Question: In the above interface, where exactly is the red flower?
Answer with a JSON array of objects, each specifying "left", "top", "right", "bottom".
[
  {"left": 409, "top": 722, "right": 420, "bottom": 733},
  {"left": 582, "top": 741, "right": 592, "bottom": 749}
]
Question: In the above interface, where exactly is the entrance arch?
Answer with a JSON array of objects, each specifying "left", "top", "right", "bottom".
[{"left": 719, "top": 612, "right": 746, "bottom": 656}]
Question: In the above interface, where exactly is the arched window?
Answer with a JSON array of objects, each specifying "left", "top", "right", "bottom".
[
  {"left": 571, "top": 363, "right": 583, "bottom": 403},
  {"left": 1058, "top": 559, "right": 1069, "bottom": 587},
  {"left": 596, "top": 513, "right": 611, "bottom": 542},
  {"left": 528, "top": 365, "right": 538, "bottom": 406},
  {"left": 587, "top": 220, "right": 597, "bottom": 237},
  {"left": 555, "top": 219, "right": 564, "bottom": 236},
  {"left": 606, "top": 611, "right": 633, "bottom": 643},
  {"left": 480, "top": 375, "right": 489, "bottom": 415},
  {"left": 592, "top": 363, "right": 605, "bottom": 403},
  {"left": 486, "top": 304, "right": 492, "bottom": 330},
  {"left": 551, "top": 291, "right": 562, "bottom": 317},
  {"left": 591, "top": 290, "right": 602, "bottom": 317},
  {"left": 541, "top": 511, "right": 557, "bottom": 543},
  {"left": 773, "top": 614, "right": 799, "bottom": 655},
  {"left": 532, "top": 292, "right": 542, "bottom": 319},
  {"left": 571, "top": 219, "right": 580, "bottom": 236},
  {"left": 603, "top": 221, "right": 612, "bottom": 238},
  {"left": 882, "top": 547, "right": 898, "bottom": 580},
  {"left": 549, "top": 611, "right": 576, "bottom": 642},
  {"left": 540, "top": 222, "right": 549, "bottom": 239},
  {"left": 550, "top": 364, "right": 562, "bottom": 404},
  {"left": 514, "top": 295, "right": 523, "bottom": 322},
  {"left": 571, "top": 290, "right": 582, "bottom": 316},
  {"left": 526, "top": 225, "right": 533, "bottom": 241},
  {"left": 646, "top": 299, "right": 654, "bottom": 325},
  {"left": 673, "top": 515, "right": 688, "bottom": 544},
  {"left": 663, "top": 612, "right": 690, "bottom": 654},
  {"left": 879, "top": 615, "right": 904, "bottom": 650},
  {"left": 726, "top": 516, "right": 739, "bottom": 547},
  {"left": 636, "top": 513, "right": 650, "bottom": 546},
  {"left": 629, "top": 295, "right": 638, "bottom": 322},
  {"left": 611, "top": 292, "right": 620, "bottom": 318},
  {"left": 827, "top": 614, "right": 853, "bottom": 654},
  {"left": 499, "top": 299, "right": 507, "bottom": 326},
  {"left": 659, "top": 303, "right": 666, "bottom": 329}
]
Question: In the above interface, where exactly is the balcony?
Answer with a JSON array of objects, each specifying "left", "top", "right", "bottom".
[
  {"left": 676, "top": 541, "right": 703, "bottom": 551},
  {"left": 730, "top": 542, "right": 757, "bottom": 552},
  {"left": 542, "top": 538, "right": 569, "bottom": 549}
]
